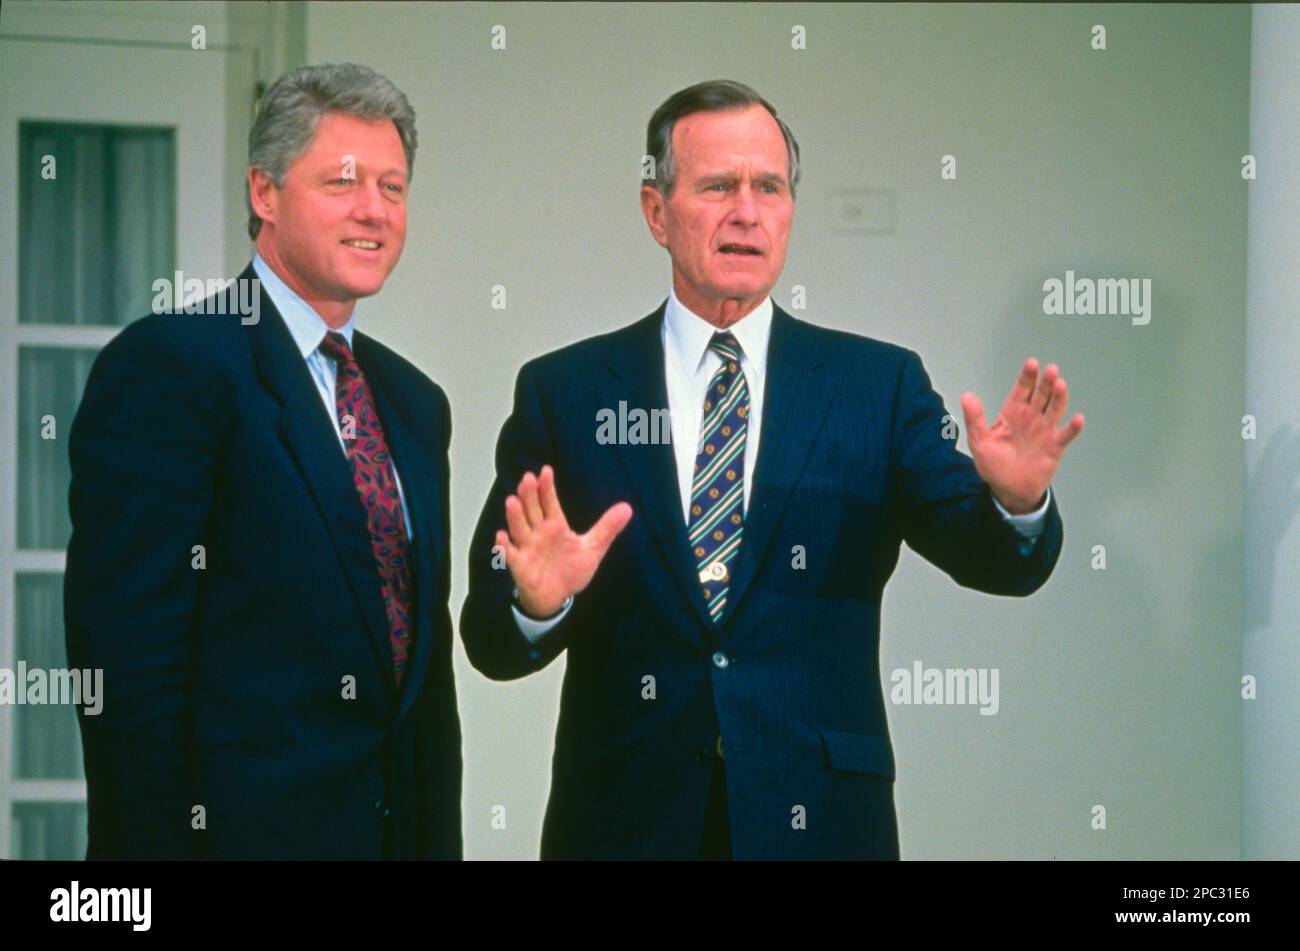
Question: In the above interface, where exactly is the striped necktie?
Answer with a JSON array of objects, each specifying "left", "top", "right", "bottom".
[{"left": 688, "top": 332, "right": 749, "bottom": 623}]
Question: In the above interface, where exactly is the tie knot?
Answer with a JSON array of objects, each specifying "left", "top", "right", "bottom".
[
  {"left": 709, "top": 332, "right": 741, "bottom": 362},
  {"left": 317, "top": 330, "right": 353, "bottom": 366}
]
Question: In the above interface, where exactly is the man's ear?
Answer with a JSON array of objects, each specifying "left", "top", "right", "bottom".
[
  {"left": 640, "top": 184, "right": 669, "bottom": 249},
  {"left": 248, "top": 167, "right": 278, "bottom": 230}
]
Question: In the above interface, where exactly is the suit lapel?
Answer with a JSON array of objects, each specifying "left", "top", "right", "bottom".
[
  {"left": 723, "top": 306, "right": 832, "bottom": 622},
  {"left": 353, "top": 332, "right": 442, "bottom": 722},
  {"left": 244, "top": 266, "right": 397, "bottom": 698},
  {"left": 597, "top": 305, "right": 716, "bottom": 631}
]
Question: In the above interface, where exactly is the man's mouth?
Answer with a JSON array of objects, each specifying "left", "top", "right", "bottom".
[
  {"left": 341, "top": 239, "right": 382, "bottom": 251},
  {"left": 718, "top": 244, "right": 762, "bottom": 256}
]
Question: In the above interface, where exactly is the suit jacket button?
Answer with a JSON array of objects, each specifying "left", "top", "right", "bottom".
[
  {"left": 373, "top": 798, "right": 387, "bottom": 816},
  {"left": 712, "top": 651, "right": 729, "bottom": 669},
  {"left": 695, "top": 744, "right": 711, "bottom": 765}
]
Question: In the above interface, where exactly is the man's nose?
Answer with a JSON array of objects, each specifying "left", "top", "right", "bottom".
[
  {"left": 351, "top": 179, "right": 386, "bottom": 223},
  {"left": 730, "top": 183, "right": 759, "bottom": 225}
]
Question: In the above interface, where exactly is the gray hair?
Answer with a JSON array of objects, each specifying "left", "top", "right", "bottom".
[
  {"left": 644, "top": 79, "right": 801, "bottom": 200},
  {"left": 246, "top": 63, "right": 417, "bottom": 240}
]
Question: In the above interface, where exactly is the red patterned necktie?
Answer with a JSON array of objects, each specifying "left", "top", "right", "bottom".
[{"left": 317, "top": 331, "right": 413, "bottom": 687}]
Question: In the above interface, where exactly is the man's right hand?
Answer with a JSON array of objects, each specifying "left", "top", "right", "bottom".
[{"left": 496, "top": 464, "right": 633, "bottom": 618}]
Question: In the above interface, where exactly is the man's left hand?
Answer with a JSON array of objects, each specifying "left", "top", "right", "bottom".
[{"left": 959, "top": 357, "right": 1085, "bottom": 514}]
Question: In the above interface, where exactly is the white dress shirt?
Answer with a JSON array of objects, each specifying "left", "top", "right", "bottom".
[
  {"left": 662, "top": 288, "right": 772, "bottom": 520},
  {"left": 514, "top": 289, "right": 1050, "bottom": 641},
  {"left": 252, "top": 254, "right": 413, "bottom": 541}
]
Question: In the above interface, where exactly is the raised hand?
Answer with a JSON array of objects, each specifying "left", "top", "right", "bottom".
[
  {"left": 959, "top": 358, "right": 1085, "bottom": 514},
  {"left": 496, "top": 464, "right": 633, "bottom": 618}
]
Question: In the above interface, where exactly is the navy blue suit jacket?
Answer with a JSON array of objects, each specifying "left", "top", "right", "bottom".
[
  {"left": 64, "top": 263, "right": 462, "bottom": 859},
  {"left": 460, "top": 302, "right": 1062, "bottom": 860}
]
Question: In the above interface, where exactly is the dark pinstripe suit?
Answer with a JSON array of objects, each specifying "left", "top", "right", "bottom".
[{"left": 461, "top": 302, "right": 1062, "bottom": 859}]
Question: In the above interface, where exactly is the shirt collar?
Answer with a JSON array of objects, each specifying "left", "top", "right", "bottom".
[
  {"left": 663, "top": 285, "right": 773, "bottom": 378},
  {"left": 252, "top": 253, "right": 357, "bottom": 358}
]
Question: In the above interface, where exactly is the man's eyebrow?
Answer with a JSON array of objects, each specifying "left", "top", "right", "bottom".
[
  {"left": 318, "top": 159, "right": 408, "bottom": 178},
  {"left": 695, "top": 171, "right": 788, "bottom": 187}
]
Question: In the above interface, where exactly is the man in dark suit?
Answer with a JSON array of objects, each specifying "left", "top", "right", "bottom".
[
  {"left": 64, "top": 64, "right": 461, "bottom": 859},
  {"left": 460, "top": 80, "right": 1084, "bottom": 859}
]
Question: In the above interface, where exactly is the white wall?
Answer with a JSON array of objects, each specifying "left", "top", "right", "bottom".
[
  {"left": 1243, "top": 3, "right": 1300, "bottom": 862},
  {"left": 294, "top": 1, "right": 1253, "bottom": 860}
]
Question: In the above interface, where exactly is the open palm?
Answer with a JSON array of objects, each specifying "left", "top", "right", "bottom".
[
  {"left": 959, "top": 358, "right": 1084, "bottom": 513},
  {"left": 496, "top": 465, "right": 632, "bottom": 618}
]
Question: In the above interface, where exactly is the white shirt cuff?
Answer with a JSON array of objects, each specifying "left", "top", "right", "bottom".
[
  {"left": 991, "top": 486, "right": 1052, "bottom": 539},
  {"left": 512, "top": 595, "right": 574, "bottom": 644}
]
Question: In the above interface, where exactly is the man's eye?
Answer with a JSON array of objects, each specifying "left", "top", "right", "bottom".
[
  {"left": 329, "top": 178, "right": 354, "bottom": 185},
  {"left": 385, "top": 183, "right": 404, "bottom": 193}
]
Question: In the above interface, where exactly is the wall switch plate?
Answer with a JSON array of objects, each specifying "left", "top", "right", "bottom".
[{"left": 829, "top": 187, "right": 897, "bottom": 233}]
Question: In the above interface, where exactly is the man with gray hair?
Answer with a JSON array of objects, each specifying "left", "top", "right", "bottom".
[
  {"left": 65, "top": 63, "right": 462, "bottom": 859},
  {"left": 461, "top": 79, "right": 1081, "bottom": 859}
]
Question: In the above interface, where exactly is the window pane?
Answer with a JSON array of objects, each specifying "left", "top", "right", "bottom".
[
  {"left": 10, "top": 802, "right": 88, "bottom": 860},
  {"left": 17, "top": 346, "right": 100, "bottom": 550},
  {"left": 14, "top": 573, "right": 84, "bottom": 780},
  {"left": 19, "top": 122, "right": 176, "bottom": 326}
]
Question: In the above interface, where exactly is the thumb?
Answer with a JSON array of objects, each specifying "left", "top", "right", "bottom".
[
  {"left": 586, "top": 501, "right": 633, "bottom": 553},
  {"left": 960, "top": 392, "right": 986, "bottom": 448}
]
